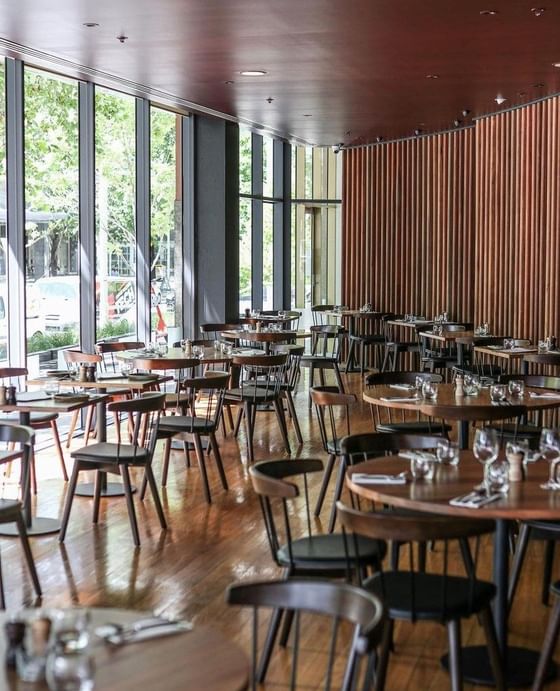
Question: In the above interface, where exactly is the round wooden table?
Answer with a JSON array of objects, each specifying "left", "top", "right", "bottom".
[
  {"left": 221, "top": 329, "right": 304, "bottom": 354},
  {"left": 1, "top": 608, "right": 249, "bottom": 691},
  {"left": 347, "top": 453, "right": 560, "bottom": 687},
  {"left": 363, "top": 383, "right": 560, "bottom": 449}
]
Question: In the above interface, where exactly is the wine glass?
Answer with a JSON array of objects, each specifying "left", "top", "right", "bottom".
[
  {"left": 539, "top": 428, "right": 560, "bottom": 490},
  {"left": 473, "top": 428, "right": 499, "bottom": 486}
]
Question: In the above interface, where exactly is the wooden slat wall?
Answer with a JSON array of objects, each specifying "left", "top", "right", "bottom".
[
  {"left": 475, "top": 99, "right": 560, "bottom": 345},
  {"left": 342, "top": 129, "right": 475, "bottom": 322}
]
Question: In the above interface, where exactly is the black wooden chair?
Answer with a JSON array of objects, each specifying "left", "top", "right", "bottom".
[
  {"left": 0, "top": 424, "right": 41, "bottom": 607},
  {"left": 300, "top": 325, "right": 346, "bottom": 406},
  {"left": 532, "top": 580, "right": 560, "bottom": 691},
  {"left": 227, "top": 579, "right": 385, "bottom": 691},
  {"left": 337, "top": 502, "right": 504, "bottom": 691},
  {"left": 59, "top": 392, "right": 167, "bottom": 547},
  {"left": 155, "top": 372, "right": 230, "bottom": 503},
  {"left": 249, "top": 458, "right": 387, "bottom": 683}
]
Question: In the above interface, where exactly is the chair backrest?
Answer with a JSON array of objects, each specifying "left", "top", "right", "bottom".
[
  {"left": 273, "top": 344, "right": 304, "bottom": 390},
  {"left": 336, "top": 501, "right": 494, "bottom": 621},
  {"left": 232, "top": 353, "right": 288, "bottom": 402},
  {"left": 200, "top": 323, "right": 241, "bottom": 341},
  {"left": 107, "top": 392, "right": 166, "bottom": 461},
  {"left": 311, "top": 305, "right": 335, "bottom": 326},
  {"left": 63, "top": 349, "right": 102, "bottom": 366},
  {"left": 134, "top": 357, "right": 200, "bottom": 373},
  {"left": 0, "top": 423, "right": 35, "bottom": 447},
  {"left": 310, "top": 386, "right": 357, "bottom": 455},
  {"left": 310, "top": 324, "right": 346, "bottom": 358},
  {"left": 178, "top": 372, "right": 230, "bottom": 432},
  {"left": 227, "top": 578, "right": 385, "bottom": 691},
  {"left": 249, "top": 459, "right": 324, "bottom": 566},
  {"left": 340, "top": 432, "right": 445, "bottom": 466},
  {"left": 364, "top": 371, "right": 442, "bottom": 387},
  {"left": 95, "top": 341, "right": 145, "bottom": 371}
]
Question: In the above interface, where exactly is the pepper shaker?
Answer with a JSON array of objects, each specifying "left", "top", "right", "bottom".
[
  {"left": 0, "top": 385, "right": 6, "bottom": 406},
  {"left": 4, "top": 619, "right": 26, "bottom": 669},
  {"left": 6, "top": 386, "right": 16, "bottom": 406}
]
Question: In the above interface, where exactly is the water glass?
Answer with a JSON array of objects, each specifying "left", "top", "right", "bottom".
[
  {"left": 436, "top": 439, "right": 460, "bottom": 466},
  {"left": 490, "top": 384, "right": 507, "bottom": 403},
  {"left": 482, "top": 322, "right": 490, "bottom": 336},
  {"left": 485, "top": 458, "right": 510, "bottom": 494},
  {"left": 120, "top": 362, "right": 131, "bottom": 377},
  {"left": 473, "top": 428, "right": 499, "bottom": 483},
  {"left": 45, "top": 610, "right": 93, "bottom": 691},
  {"left": 503, "top": 338, "right": 514, "bottom": 350},
  {"left": 539, "top": 428, "right": 560, "bottom": 490},
  {"left": 213, "top": 339, "right": 221, "bottom": 351},
  {"left": 463, "top": 374, "right": 480, "bottom": 396},
  {"left": 410, "top": 453, "right": 436, "bottom": 480},
  {"left": 45, "top": 379, "right": 60, "bottom": 398},
  {"left": 538, "top": 339, "right": 549, "bottom": 354},
  {"left": 507, "top": 379, "right": 525, "bottom": 398},
  {"left": 421, "top": 380, "right": 438, "bottom": 401}
]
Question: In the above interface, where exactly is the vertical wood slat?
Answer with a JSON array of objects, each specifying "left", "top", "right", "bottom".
[{"left": 342, "top": 129, "right": 475, "bottom": 323}]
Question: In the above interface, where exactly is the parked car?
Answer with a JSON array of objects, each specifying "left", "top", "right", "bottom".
[{"left": 28, "top": 275, "right": 80, "bottom": 332}]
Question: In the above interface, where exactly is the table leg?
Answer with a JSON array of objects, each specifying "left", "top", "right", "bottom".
[
  {"left": 457, "top": 343, "right": 465, "bottom": 368},
  {"left": 0, "top": 410, "right": 61, "bottom": 537},
  {"left": 74, "top": 393, "right": 136, "bottom": 498},
  {"left": 458, "top": 420, "right": 469, "bottom": 450},
  {"left": 441, "top": 518, "right": 556, "bottom": 686},
  {"left": 344, "top": 316, "right": 360, "bottom": 372}
]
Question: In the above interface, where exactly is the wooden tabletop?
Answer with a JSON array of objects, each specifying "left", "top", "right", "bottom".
[
  {"left": 386, "top": 319, "right": 433, "bottom": 329},
  {"left": 221, "top": 329, "right": 308, "bottom": 342},
  {"left": 419, "top": 329, "right": 473, "bottom": 343},
  {"left": 474, "top": 345, "right": 537, "bottom": 360},
  {"left": 363, "top": 383, "right": 560, "bottom": 416},
  {"left": 347, "top": 452, "right": 560, "bottom": 520},
  {"left": 0, "top": 608, "right": 249, "bottom": 691},
  {"left": 325, "top": 309, "right": 385, "bottom": 318},
  {"left": 0, "top": 392, "right": 108, "bottom": 414},
  {"left": 28, "top": 375, "right": 172, "bottom": 391}
]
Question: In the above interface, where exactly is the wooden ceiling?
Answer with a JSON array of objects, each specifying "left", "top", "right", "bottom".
[{"left": 0, "top": 0, "right": 559, "bottom": 145}]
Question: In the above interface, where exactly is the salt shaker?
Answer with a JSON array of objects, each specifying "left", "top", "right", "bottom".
[
  {"left": 184, "top": 339, "right": 192, "bottom": 356},
  {"left": 79, "top": 365, "right": 88, "bottom": 383},
  {"left": 0, "top": 385, "right": 7, "bottom": 406},
  {"left": 454, "top": 375, "right": 464, "bottom": 398},
  {"left": 506, "top": 448, "right": 525, "bottom": 482}
]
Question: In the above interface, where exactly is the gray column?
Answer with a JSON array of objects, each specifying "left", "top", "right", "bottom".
[
  {"left": 5, "top": 58, "right": 25, "bottom": 366},
  {"left": 78, "top": 81, "right": 96, "bottom": 352},
  {"left": 136, "top": 99, "right": 150, "bottom": 344},
  {"left": 192, "top": 115, "right": 239, "bottom": 331},
  {"left": 182, "top": 116, "right": 195, "bottom": 338}
]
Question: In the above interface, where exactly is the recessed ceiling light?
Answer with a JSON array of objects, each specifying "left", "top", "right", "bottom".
[
  {"left": 426, "top": 74, "right": 439, "bottom": 79},
  {"left": 303, "top": 114, "right": 312, "bottom": 117},
  {"left": 239, "top": 70, "right": 267, "bottom": 76},
  {"left": 531, "top": 7, "right": 546, "bottom": 17},
  {"left": 83, "top": 22, "right": 99, "bottom": 27},
  {"left": 376, "top": 136, "right": 384, "bottom": 143},
  {"left": 553, "top": 63, "right": 560, "bottom": 68},
  {"left": 414, "top": 129, "right": 423, "bottom": 136},
  {"left": 224, "top": 80, "right": 235, "bottom": 85},
  {"left": 116, "top": 34, "right": 128, "bottom": 43},
  {"left": 479, "top": 9, "right": 498, "bottom": 15},
  {"left": 454, "top": 119, "right": 462, "bottom": 127},
  {"left": 495, "top": 95, "right": 507, "bottom": 104},
  {"left": 533, "top": 82, "right": 545, "bottom": 88},
  {"left": 266, "top": 97, "right": 274, "bottom": 103},
  {"left": 462, "top": 109, "right": 471, "bottom": 117}
]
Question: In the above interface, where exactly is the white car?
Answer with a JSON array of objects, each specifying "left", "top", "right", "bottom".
[{"left": 29, "top": 275, "right": 80, "bottom": 332}]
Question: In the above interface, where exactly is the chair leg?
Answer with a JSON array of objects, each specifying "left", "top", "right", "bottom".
[
  {"left": 333, "top": 363, "right": 345, "bottom": 393},
  {"left": 284, "top": 391, "right": 303, "bottom": 444},
  {"left": 193, "top": 434, "right": 212, "bottom": 504},
  {"left": 273, "top": 399, "right": 291, "bottom": 455},
  {"left": 508, "top": 523, "right": 531, "bottom": 609},
  {"left": 92, "top": 471, "right": 103, "bottom": 524},
  {"left": 30, "top": 450, "right": 37, "bottom": 496},
  {"left": 542, "top": 541, "right": 555, "bottom": 606},
  {"left": 373, "top": 619, "right": 393, "bottom": 691},
  {"left": 327, "top": 457, "right": 347, "bottom": 533},
  {"left": 244, "top": 402, "right": 255, "bottom": 463},
  {"left": 233, "top": 407, "right": 244, "bottom": 438},
  {"left": 144, "top": 464, "right": 167, "bottom": 530},
  {"left": 0, "top": 547, "right": 4, "bottom": 609},
  {"left": 59, "top": 461, "right": 81, "bottom": 542},
  {"left": 314, "top": 453, "right": 336, "bottom": 517},
  {"left": 84, "top": 405, "right": 95, "bottom": 445},
  {"left": 279, "top": 609, "right": 294, "bottom": 647},
  {"left": 15, "top": 512, "right": 41, "bottom": 599},
  {"left": 50, "top": 421, "right": 68, "bottom": 482},
  {"left": 121, "top": 465, "right": 140, "bottom": 547},
  {"left": 66, "top": 411, "right": 79, "bottom": 448},
  {"left": 479, "top": 606, "right": 505, "bottom": 691},
  {"left": 446, "top": 619, "right": 463, "bottom": 691},
  {"left": 532, "top": 597, "right": 560, "bottom": 691},
  {"left": 209, "top": 433, "right": 228, "bottom": 490},
  {"left": 161, "top": 438, "right": 172, "bottom": 487}
]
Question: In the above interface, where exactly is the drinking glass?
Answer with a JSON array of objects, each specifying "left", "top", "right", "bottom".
[
  {"left": 539, "top": 428, "right": 560, "bottom": 490},
  {"left": 503, "top": 338, "right": 514, "bottom": 350},
  {"left": 421, "top": 380, "right": 438, "bottom": 401},
  {"left": 157, "top": 343, "right": 168, "bottom": 356},
  {"left": 213, "top": 339, "right": 221, "bottom": 351},
  {"left": 507, "top": 379, "right": 525, "bottom": 398},
  {"left": 482, "top": 322, "right": 490, "bottom": 336},
  {"left": 463, "top": 374, "right": 480, "bottom": 396},
  {"left": 120, "top": 363, "right": 131, "bottom": 377},
  {"left": 45, "top": 610, "right": 94, "bottom": 691},
  {"left": 485, "top": 458, "right": 510, "bottom": 494},
  {"left": 44, "top": 379, "right": 60, "bottom": 398},
  {"left": 410, "top": 453, "right": 436, "bottom": 480},
  {"left": 473, "top": 427, "right": 499, "bottom": 484},
  {"left": 436, "top": 439, "right": 460, "bottom": 466},
  {"left": 490, "top": 384, "right": 507, "bottom": 403},
  {"left": 538, "top": 339, "right": 549, "bottom": 354},
  {"left": 414, "top": 375, "right": 424, "bottom": 398},
  {"left": 192, "top": 345, "right": 201, "bottom": 358}
]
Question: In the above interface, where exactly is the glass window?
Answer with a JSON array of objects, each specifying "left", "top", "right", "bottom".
[
  {"left": 0, "top": 61, "right": 6, "bottom": 365},
  {"left": 24, "top": 68, "right": 79, "bottom": 371},
  {"left": 262, "top": 203, "right": 274, "bottom": 310},
  {"left": 150, "top": 107, "right": 182, "bottom": 343},
  {"left": 95, "top": 87, "right": 136, "bottom": 341},
  {"left": 263, "top": 136, "right": 274, "bottom": 198},
  {"left": 239, "top": 198, "right": 252, "bottom": 313},
  {"left": 239, "top": 127, "right": 252, "bottom": 195}
]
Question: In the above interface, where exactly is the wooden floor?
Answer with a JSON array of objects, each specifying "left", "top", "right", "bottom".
[{"left": 2, "top": 369, "right": 559, "bottom": 689}]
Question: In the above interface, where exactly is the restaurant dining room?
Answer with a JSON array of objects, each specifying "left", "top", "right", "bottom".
[{"left": 0, "top": 1, "right": 560, "bottom": 689}]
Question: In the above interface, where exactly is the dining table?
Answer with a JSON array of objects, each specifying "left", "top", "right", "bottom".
[
  {"left": 346, "top": 452, "right": 560, "bottom": 687},
  {"left": 363, "top": 383, "right": 560, "bottom": 449},
  {"left": 220, "top": 328, "right": 309, "bottom": 354},
  {"left": 0, "top": 391, "right": 109, "bottom": 535},
  {"left": 474, "top": 344, "right": 538, "bottom": 374},
  {"left": 0, "top": 607, "right": 249, "bottom": 691},
  {"left": 325, "top": 309, "right": 388, "bottom": 371},
  {"left": 419, "top": 329, "right": 475, "bottom": 367}
]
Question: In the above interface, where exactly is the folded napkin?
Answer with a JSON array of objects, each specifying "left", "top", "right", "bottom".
[
  {"left": 389, "top": 384, "right": 414, "bottom": 391},
  {"left": 106, "top": 620, "right": 192, "bottom": 645},
  {"left": 449, "top": 492, "right": 501, "bottom": 509},
  {"left": 16, "top": 391, "right": 51, "bottom": 402},
  {"left": 529, "top": 391, "right": 560, "bottom": 399},
  {"left": 398, "top": 451, "right": 437, "bottom": 462},
  {"left": 380, "top": 396, "right": 417, "bottom": 402},
  {"left": 351, "top": 473, "right": 407, "bottom": 485}
]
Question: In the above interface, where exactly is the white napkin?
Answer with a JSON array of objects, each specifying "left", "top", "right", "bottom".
[
  {"left": 389, "top": 384, "right": 414, "bottom": 391},
  {"left": 529, "top": 391, "right": 560, "bottom": 399},
  {"left": 380, "top": 396, "right": 417, "bottom": 402},
  {"left": 351, "top": 473, "right": 407, "bottom": 485},
  {"left": 106, "top": 621, "right": 192, "bottom": 645},
  {"left": 449, "top": 493, "right": 501, "bottom": 509}
]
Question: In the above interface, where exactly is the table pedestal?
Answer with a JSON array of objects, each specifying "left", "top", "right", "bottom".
[{"left": 0, "top": 516, "right": 61, "bottom": 537}]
